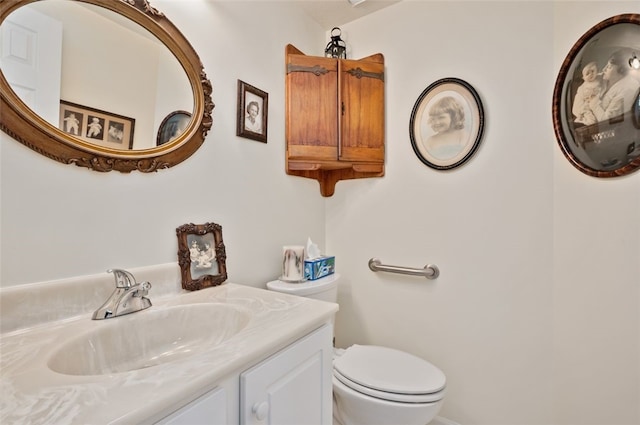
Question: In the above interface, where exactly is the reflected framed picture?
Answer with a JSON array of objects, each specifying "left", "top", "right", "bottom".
[
  {"left": 552, "top": 14, "right": 640, "bottom": 177},
  {"left": 59, "top": 100, "right": 135, "bottom": 149},
  {"left": 157, "top": 110, "right": 191, "bottom": 146},
  {"left": 409, "top": 78, "right": 484, "bottom": 170},
  {"left": 176, "top": 222, "right": 227, "bottom": 291},
  {"left": 236, "top": 80, "right": 268, "bottom": 143}
]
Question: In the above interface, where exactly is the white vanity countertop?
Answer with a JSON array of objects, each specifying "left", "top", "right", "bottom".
[{"left": 0, "top": 282, "right": 338, "bottom": 424}]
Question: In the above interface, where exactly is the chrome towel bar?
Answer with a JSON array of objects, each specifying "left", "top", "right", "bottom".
[{"left": 368, "top": 258, "right": 440, "bottom": 279}]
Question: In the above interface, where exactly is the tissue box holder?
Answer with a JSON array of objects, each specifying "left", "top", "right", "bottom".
[{"left": 304, "top": 256, "right": 335, "bottom": 281}]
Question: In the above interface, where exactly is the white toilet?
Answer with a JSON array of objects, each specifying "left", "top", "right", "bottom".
[{"left": 266, "top": 273, "right": 446, "bottom": 425}]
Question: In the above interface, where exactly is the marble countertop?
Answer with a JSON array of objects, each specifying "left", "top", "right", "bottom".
[{"left": 0, "top": 280, "right": 338, "bottom": 424}]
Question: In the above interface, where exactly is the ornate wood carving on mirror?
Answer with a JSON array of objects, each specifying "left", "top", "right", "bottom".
[{"left": 0, "top": 0, "right": 214, "bottom": 172}]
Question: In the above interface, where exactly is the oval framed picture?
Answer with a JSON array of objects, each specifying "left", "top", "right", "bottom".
[
  {"left": 157, "top": 110, "right": 192, "bottom": 146},
  {"left": 552, "top": 14, "right": 640, "bottom": 177},
  {"left": 410, "top": 78, "right": 485, "bottom": 170}
]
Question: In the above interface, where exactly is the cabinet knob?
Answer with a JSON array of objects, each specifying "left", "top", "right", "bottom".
[{"left": 252, "top": 401, "right": 270, "bottom": 421}]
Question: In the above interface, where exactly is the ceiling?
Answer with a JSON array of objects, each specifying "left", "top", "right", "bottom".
[{"left": 294, "top": 0, "right": 402, "bottom": 29}]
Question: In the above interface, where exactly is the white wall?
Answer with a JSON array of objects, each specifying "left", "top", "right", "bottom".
[
  {"left": 1, "top": 1, "right": 638, "bottom": 425},
  {"left": 328, "top": 1, "right": 639, "bottom": 425},
  {"left": 0, "top": 1, "right": 327, "bottom": 287},
  {"left": 552, "top": 4, "right": 640, "bottom": 425}
]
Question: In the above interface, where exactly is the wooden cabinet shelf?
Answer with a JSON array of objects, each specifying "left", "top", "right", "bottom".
[{"left": 285, "top": 44, "right": 385, "bottom": 197}]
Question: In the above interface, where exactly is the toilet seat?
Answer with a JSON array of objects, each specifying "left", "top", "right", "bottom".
[
  {"left": 333, "top": 345, "right": 446, "bottom": 403},
  {"left": 333, "top": 371, "right": 444, "bottom": 403}
]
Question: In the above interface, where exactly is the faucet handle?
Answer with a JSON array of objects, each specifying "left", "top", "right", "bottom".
[
  {"left": 107, "top": 268, "right": 137, "bottom": 288},
  {"left": 136, "top": 281, "right": 152, "bottom": 297}
]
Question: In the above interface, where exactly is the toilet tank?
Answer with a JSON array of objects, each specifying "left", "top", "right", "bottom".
[{"left": 266, "top": 273, "right": 339, "bottom": 303}]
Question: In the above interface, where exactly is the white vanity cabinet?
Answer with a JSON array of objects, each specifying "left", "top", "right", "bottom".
[
  {"left": 157, "top": 324, "right": 333, "bottom": 425},
  {"left": 1, "top": 278, "right": 339, "bottom": 425},
  {"left": 240, "top": 324, "right": 333, "bottom": 425},
  {"left": 159, "top": 387, "right": 227, "bottom": 425}
]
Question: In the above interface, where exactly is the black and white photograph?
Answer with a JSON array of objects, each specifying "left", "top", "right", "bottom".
[
  {"left": 176, "top": 222, "right": 228, "bottom": 291},
  {"left": 59, "top": 100, "right": 135, "bottom": 150},
  {"left": 236, "top": 79, "right": 268, "bottom": 143},
  {"left": 157, "top": 110, "right": 191, "bottom": 146},
  {"left": 553, "top": 14, "right": 640, "bottom": 177},
  {"left": 61, "top": 110, "right": 84, "bottom": 137},
  {"left": 107, "top": 121, "right": 125, "bottom": 144},
  {"left": 86, "top": 115, "right": 104, "bottom": 140},
  {"left": 188, "top": 233, "right": 218, "bottom": 276},
  {"left": 410, "top": 78, "right": 485, "bottom": 170}
]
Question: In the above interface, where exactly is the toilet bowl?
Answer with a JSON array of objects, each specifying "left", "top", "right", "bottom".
[
  {"left": 333, "top": 344, "right": 445, "bottom": 425},
  {"left": 266, "top": 274, "right": 446, "bottom": 425}
]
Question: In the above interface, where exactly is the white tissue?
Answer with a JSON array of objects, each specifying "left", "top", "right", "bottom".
[{"left": 306, "top": 237, "right": 321, "bottom": 260}]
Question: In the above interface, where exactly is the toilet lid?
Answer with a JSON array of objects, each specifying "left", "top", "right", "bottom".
[
  {"left": 333, "top": 345, "right": 446, "bottom": 396},
  {"left": 266, "top": 273, "right": 339, "bottom": 296},
  {"left": 333, "top": 371, "right": 444, "bottom": 403}
]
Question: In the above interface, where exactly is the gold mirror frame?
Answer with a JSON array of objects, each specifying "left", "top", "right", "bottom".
[{"left": 0, "top": 0, "right": 214, "bottom": 173}]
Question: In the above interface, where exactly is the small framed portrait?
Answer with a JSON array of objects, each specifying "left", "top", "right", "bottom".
[
  {"left": 552, "top": 14, "right": 640, "bottom": 177},
  {"left": 236, "top": 80, "right": 268, "bottom": 143},
  {"left": 409, "top": 78, "right": 485, "bottom": 170},
  {"left": 176, "top": 222, "right": 228, "bottom": 291},
  {"left": 157, "top": 110, "right": 192, "bottom": 146},
  {"left": 59, "top": 100, "right": 135, "bottom": 149}
]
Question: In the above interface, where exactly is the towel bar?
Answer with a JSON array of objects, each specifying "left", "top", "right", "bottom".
[{"left": 368, "top": 258, "right": 439, "bottom": 279}]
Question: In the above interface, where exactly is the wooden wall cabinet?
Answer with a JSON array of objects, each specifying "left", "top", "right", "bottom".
[{"left": 285, "top": 44, "right": 385, "bottom": 197}]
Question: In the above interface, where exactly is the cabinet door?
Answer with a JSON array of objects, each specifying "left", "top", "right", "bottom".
[
  {"left": 158, "top": 387, "right": 227, "bottom": 425},
  {"left": 286, "top": 54, "right": 338, "bottom": 161},
  {"left": 339, "top": 58, "right": 385, "bottom": 163},
  {"left": 240, "top": 324, "right": 333, "bottom": 425}
]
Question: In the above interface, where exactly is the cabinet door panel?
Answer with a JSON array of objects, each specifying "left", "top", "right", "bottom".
[
  {"left": 340, "top": 59, "right": 385, "bottom": 162},
  {"left": 158, "top": 387, "right": 227, "bottom": 425},
  {"left": 288, "top": 145, "right": 335, "bottom": 162},
  {"left": 286, "top": 55, "right": 338, "bottom": 160},
  {"left": 240, "top": 324, "right": 333, "bottom": 425}
]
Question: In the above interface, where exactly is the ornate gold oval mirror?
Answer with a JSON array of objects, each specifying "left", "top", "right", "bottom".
[{"left": 0, "top": 0, "right": 214, "bottom": 172}]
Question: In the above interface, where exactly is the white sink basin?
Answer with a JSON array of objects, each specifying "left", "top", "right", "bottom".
[{"left": 48, "top": 303, "right": 251, "bottom": 376}]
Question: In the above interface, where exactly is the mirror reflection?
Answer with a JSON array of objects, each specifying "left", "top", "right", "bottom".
[{"left": 0, "top": 0, "right": 193, "bottom": 151}]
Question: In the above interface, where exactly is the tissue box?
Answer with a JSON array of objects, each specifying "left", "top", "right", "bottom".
[{"left": 304, "top": 256, "right": 335, "bottom": 281}]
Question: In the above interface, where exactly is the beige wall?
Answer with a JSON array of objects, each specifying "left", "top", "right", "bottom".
[
  {"left": 0, "top": 1, "right": 327, "bottom": 286},
  {"left": 1, "top": 1, "right": 638, "bottom": 424},
  {"left": 328, "top": 1, "right": 639, "bottom": 425},
  {"left": 552, "top": 3, "right": 640, "bottom": 425}
]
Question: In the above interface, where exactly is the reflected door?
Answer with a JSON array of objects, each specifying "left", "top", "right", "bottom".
[{"left": 1, "top": 6, "right": 62, "bottom": 123}]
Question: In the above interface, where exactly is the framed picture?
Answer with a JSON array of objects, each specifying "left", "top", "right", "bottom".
[
  {"left": 59, "top": 100, "right": 135, "bottom": 149},
  {"left": 157, "top": 110, "right": 192, "bottom": 146},
  {"left": 236, "top": 80, "right": 268, "bottom": 143},
  {"left": 552, "top": 14, "right": 640, "bottom": 177},
  {"left": 176, "top": 222, "right": 228, "bottom": 291},
  {"left": 409, "top": 78, "right": 485, "bottom": 170}
]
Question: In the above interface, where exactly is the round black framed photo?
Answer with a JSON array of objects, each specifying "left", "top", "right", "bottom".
[
  {"left": 410, "top": 77, "right": 485, "bottom": 170},
  {"left": 157, "top": 110, "right": 192, "bottom": 146}
]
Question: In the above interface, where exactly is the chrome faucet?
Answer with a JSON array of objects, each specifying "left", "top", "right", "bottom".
[{"left": 92, "top": 269, "right": 152, "bottom": 320}]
